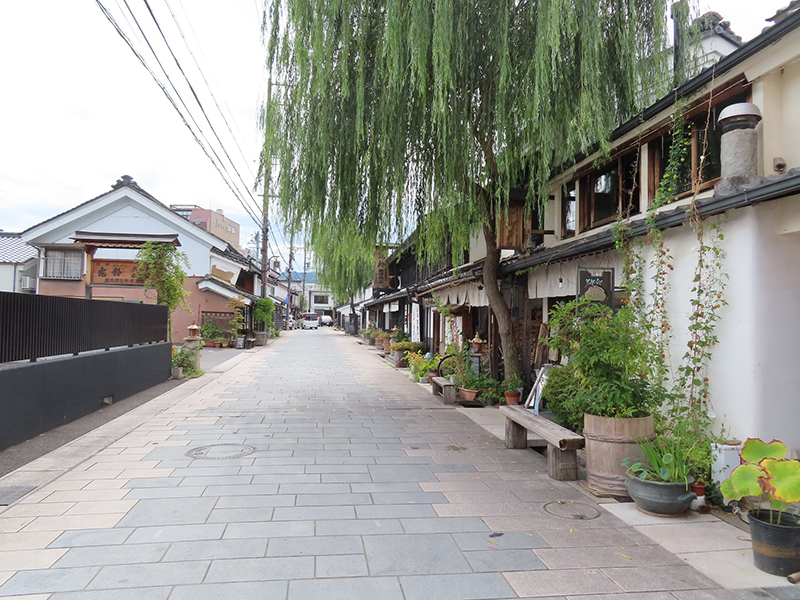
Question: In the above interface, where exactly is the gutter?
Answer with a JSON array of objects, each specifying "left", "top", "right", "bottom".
[{"left": 502, "top": 169, "right": 800, "bottom": 275}]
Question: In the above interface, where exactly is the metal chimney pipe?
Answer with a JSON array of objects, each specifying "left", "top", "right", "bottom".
[{"left": 715, "top": 102, "right": 762, "bottom": 196}]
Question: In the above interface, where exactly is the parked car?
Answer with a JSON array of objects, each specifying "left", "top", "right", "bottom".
[
  {"left": 301, "top": 313, "right": 320, "bottom": 329},
  {"left": 287, "top": 315, "right": 295, "bottom": 329},
  {"left": 320, "top": 315, "right": 333, "bottom": 327}
]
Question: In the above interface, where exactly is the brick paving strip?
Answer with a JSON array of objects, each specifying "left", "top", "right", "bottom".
[{"left": 0, "top": 330, "right": 790, "bottom": 599}]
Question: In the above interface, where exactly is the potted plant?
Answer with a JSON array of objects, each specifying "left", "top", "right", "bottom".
[
  {"left": 475, "top": 375, "right": 502, "bottom": 407},
  {"left": 720, "top": 437, "right": 800, "bottom": 576},
  {"left": 367, "top": 330, "right": 378, "bottom": 346},
  {"left": 252, "top": 297, "right": 275, "bottom": 346},
  {"left": 503, "top": 376, "right": 524, "bottom": 405},
  {"left": 621, "top": 436, "right": 696, "bottom": 516},
  {"left": 546, "top": 297, "right": 666, "bottom": 495},
  {"left": 390, "top": 341, "right": 424, "bottom": 368}
]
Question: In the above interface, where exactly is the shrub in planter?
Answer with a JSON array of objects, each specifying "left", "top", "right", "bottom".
[
  {"left": 391, "top": 341, "right": 424, "bottom": 354},
  {"left": 622, "top": 436, "right": 696, "bottom": 516},
  {"left": 546, "top": 297, "right": 668, "bottom": 495},
  {"left": 503, "top": 376, "right": 524, "bottom": 405},
  {"left": 721, "top": 437, "right": 800, "bottom": 576}
]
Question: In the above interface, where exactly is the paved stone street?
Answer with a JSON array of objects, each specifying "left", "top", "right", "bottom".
[{"left": 0, "top": 329, "right": 792, "bottom": 599}]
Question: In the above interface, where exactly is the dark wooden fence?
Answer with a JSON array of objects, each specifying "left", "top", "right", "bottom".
[{"left": 0, "top": 292, "right": 168, "bottom": 364}]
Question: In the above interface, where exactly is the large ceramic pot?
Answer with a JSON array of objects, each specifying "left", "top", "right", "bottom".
[
  {"left": 394, "top": 351, "right": 407, "bottom": 368},
  {"left": 625, "top": 476, "right": 696, "bottom": 516},
  {"left": 583, "top": 413, "right": 655, "bottom": 496},
  {"left": 503, "top": 391, "right": 522, "bottom": 405},
  {"left": 748, "top": 509, "right": 800, "bottom": 576}
]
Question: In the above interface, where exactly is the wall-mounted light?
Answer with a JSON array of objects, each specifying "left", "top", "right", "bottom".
[{"left": 558, "top": 277, "right": 563, "bottom": 289}]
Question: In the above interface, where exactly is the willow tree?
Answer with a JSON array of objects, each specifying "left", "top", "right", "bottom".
[
  {"left": 264, "top": 0, "right": 668, "bottom": 382},
  {"left": 311, "top": 222, "right": 375, "bottom": 333}
]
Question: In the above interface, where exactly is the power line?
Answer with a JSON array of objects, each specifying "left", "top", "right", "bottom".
[
  {"left": 121, "top": 0, "right": 261, "bottom": 221},
  {"left": 165, "top": 0, "right": 256, "bottom": 177},
  {"left": 95, "top": 0, "right": 263, "bottom": 228},
  {"left": 141, "top": 0, "right": 261, "bottom": 217}
]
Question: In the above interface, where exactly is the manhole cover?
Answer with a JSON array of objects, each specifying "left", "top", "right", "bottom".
[
  {"left": 0, "top": 486, "right": 36, "bottom": 506},
  {"left": 542, "top": 501, "right": 602, "bottom": 520},
  {"left": 186, "top": 444, "right": 255, "bottom": 460}
]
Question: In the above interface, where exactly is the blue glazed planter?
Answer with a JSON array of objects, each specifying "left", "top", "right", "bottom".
[{"left": 625, "top": 476, "right": 696, "bottom": 516}]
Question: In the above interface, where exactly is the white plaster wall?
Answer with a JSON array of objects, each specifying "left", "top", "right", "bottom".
[
  {"left": 86, "top": 205, "right": 212, "bottom": 275},
  {"left": 637, "top": 202, "right": 800, "bottom": 455},
  {"left": 0, "top": 264, "right": 16, "bottom": 292}
]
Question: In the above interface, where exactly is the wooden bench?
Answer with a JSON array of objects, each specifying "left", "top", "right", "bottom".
[
  {"left": 431, "top": 376, "right": 456, "bottom": 405},
  {"left": 499, "top": 405, "right": 584, "bottom": 481}
]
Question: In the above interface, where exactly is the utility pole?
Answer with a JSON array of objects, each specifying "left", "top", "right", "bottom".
[
  {"left": 284, "top": 246, "right": 294, "bottom": 329},
  {"left": 260, "top": 79, "right": 273, "bottom": 300},
  {"left": 301, "top": 243, "right": 308, "bottom": 313}
]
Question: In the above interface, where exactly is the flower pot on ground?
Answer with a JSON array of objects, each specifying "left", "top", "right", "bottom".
[
  {"left": 622, "top": 436, "right": 696, "bottom": 516},
  {"left": 171, "top": 366, "right": 183, "bottom": 379},
  {"left": 391, "top": 342, "right": 424, "bottom": 368},
  {"left": 747, "top": 510, "right": 800, "bottom": 576},
  {"left": 721, "top": 437, "right": 800, "bottom": 576},
  {"left": 458, "top": 388, "right": 479, "bottom": 402},
  {"left": 545, "top": 299, "right": 666, "bottom": 496},
  {"left": 625, "top": 476, "right": 696, "bottom": 516},
  {"left": 503, "top": 376, "right": 524, "bottom": 406}
]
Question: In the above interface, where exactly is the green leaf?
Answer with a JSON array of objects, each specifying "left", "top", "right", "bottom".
[
  {"left": 741, "top": 438, "right": 787, "bottom": 463},
  {"left": 720, "top": 478, "right": 740, "bottom": 500},
  {"left": 727, "top": 463, "right": 766, "bottom": 498},
  {"left": 760, "top": 458, "right": 800, "bottom": 503}
]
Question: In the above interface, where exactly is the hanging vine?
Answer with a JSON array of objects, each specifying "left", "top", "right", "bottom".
[{"left": 613, "top": 103, "right": 727, "bottom": 478}]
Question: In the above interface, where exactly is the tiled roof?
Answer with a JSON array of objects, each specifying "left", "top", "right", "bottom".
[
  {"left": 0, "top": 233, "right": 37, "bottom": 263},
  {"left": 211, "top": 244, "right": 252, "bottom": 268}
]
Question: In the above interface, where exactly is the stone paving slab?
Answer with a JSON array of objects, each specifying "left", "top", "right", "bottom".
[{"left": 0, "top": 330, "right": 788, "bottom": 599}]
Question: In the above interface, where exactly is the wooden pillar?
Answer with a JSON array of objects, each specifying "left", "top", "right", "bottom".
[{"left": 522, "top": 282, "right": 532, "bottom": 386}]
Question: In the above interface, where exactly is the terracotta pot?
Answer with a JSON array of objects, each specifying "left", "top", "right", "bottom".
[
  {"left": 428, "top": 371, "right": 438, "bottom": 385},
  {"left": 458, "top": 388, "right": 479, "bottom": 402},
  {"left": 583, "top": 413, "right": 655, "bottom": 496},
  {"left": 690, "top": 481, "right": 707, "bottom": 497},
  {"left": 504, "top": 391, "right": 522, "bottom": 405}
]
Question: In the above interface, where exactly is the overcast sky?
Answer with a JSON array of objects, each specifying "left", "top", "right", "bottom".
[{"left": 0, "top": 0, "right": 791, "bottom": 262}]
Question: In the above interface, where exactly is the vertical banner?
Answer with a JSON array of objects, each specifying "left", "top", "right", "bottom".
[
  {"left": 411, "top": 303, "right": 420, "bottom": 343},
  {"left": 374, "top": 251, "right": 389, "bottom": 288},
  {"left": 444, "top": 316, "right": 462, "bottom": 347}
]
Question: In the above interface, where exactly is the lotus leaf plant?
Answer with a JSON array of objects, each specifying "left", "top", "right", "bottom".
[{"left": 721, "top": 438, "right": 800, "bottom": 524}]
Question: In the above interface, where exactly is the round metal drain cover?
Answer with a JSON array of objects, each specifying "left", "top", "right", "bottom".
[
  {"left": 542, "top": 501, "right": 601, "bottom": 520},
  {"left": 186, "top": 444, "right": 255, "bottom": 460}
]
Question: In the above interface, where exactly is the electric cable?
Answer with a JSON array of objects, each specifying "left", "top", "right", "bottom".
[
  {"left": 142, "top": 0, "right": 261, "bottom": 217},
  {"left": 95, "top": 0, "right": 262, "bottom": 228},
  {"left": 121, "top": 0, "right": 260, "bottom": 220},
  {"left": 165, "top": 0, "right": 256, "bottom": 176}
]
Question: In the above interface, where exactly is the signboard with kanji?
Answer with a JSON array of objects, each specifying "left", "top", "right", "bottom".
[
  {"left": 91, "top": 260, "right": 144, "bottom": 286},
  {"left": 374, "top": 252, "right": 389, "bottom": 288}
]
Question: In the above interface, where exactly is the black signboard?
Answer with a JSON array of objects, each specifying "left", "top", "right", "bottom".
[{"left": 577, "top": 267, "right": 614, "bottom": 309}]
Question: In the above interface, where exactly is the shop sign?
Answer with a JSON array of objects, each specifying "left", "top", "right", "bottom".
[
  {"left": 577, "top": 267, "right": 614, "bottom": 309},
  {"left": 91, "top": 260, "right": 144, "bottom": 285}
]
